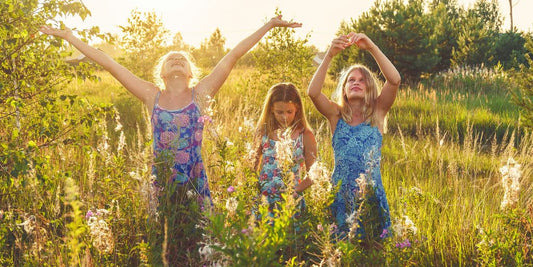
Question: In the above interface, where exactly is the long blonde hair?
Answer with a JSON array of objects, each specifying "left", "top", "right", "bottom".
[
  {"left": 256, "top": 82, "right": 311, "bottom": 136},
  {"left": 333, "top": 64, "right": 381, "bottom": 127},
  {"left": 153, "top": 51, "right": 199, "bottom": 90}
]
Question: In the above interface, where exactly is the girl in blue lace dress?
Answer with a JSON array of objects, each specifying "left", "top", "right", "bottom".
[
  {"left": 307, "top": 33, "right": 401, "bottom": 240},
  {"left": 41, "top": 16, "right": 302, "bottom": 264},
  {"left": 253, "top": 83, "right": 317, "bottom": 214}
]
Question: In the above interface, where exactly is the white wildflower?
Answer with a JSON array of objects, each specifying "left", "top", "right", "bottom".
[
  {"left": 500, "top": 157, "right": 521, "bottom": 210},
  {"left": 17, "top": 214, "right": 36, "bottom": 235},
  {"left": 113, "top": 107, "right": 123, "bottom": 132},
  {"left": 87, "top": 212, "right": 114, "bottom": 254},
  {"left": 225, "top": 197, "right": 238, "bottom": 215},
  {"left": 274, "top": 129, "right": 293, "bottom": 170},
  {"left": 117, "top": 130, "right": 126, "bottom": 152}
]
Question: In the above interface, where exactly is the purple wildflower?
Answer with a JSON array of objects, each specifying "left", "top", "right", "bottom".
[{"left": 227, "top": 186, "right": 235, "bottom": 193}]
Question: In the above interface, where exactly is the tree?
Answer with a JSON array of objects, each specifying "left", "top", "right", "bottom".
[
  {"left": 252, "top": 10, "right": 316, "bottom": 90},
  {"left": 118, "top": 9, "right": 171, "bottom": 80},
  {"left": 451, "top": 0, "right": 502, "bottom": 67},
  {"left": 1, "top": 0, "right": 110, "bottom": 264},
  {"left": 171, "top": 32, "right": 190, "bottom": 52},
  {"left": 492, "top": 31, "right": 528, "bottom": 69},
  {"left": 333, "top": 0, "right": 440, "bottom": 82},
  {"left": 191, "top": 28, "right": 228, "bottom": 69},
  {"left": 428, "top": 0, "right": 462, "bottom": 72},
  {"left": 510, "top": 35, "right": 533, "bottom": 129}
]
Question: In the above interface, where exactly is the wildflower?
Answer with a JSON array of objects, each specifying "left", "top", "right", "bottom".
[
  {"left": 243, "top": 117, "right": 254, "bottom": 130},
  {"left": 500, "top": 157, "right": 521, "bottom": 210},
  {"left": 317, "top": 224, "right": 323, "bottom": 231},
  {"left": 393, "top": 215, "right": 417, "bottom": 238},
  {"left": 86, "top": 210, "right": 94, "bottom": 220},
  {"left": 380, "top": 229, "right": 389, "bottom": 239},
  {"left": 396, "top": 239, "right": 412, "bottom": 249},
  {"left": 346, "top": 211, "right": 357, "bottom": 225},
  {"left": 17, "top": 214, "right": 36, "bottom": 235},
  {"left": 274, "top": 129, "right": 293, "bottom": 170},
  {"left": 225, "top": 197, "right": 238, "bottom": 215},
  {"left": 355, "top": 173, "right": 368, "bottom": 199},
  {"left": 198, "top": 244, "right": 214, "bottom": 261},
  {"left": 197, "top": 115, "right": 213, "bottom": 124},
  {"left": 87, "top": 211, "right": 114, "bottom": 254},
  {"left": 117, "top": 130, "right": 126, "bottom": 152},
  {"left": 113, "top": 108, "right": 123, "bottom": 132},
  {"left": 227, "top": 186, "right": 235, "bottom": 193}
]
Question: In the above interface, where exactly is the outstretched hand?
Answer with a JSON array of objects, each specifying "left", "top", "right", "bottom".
[
  {"left": 326, "top": 34, "right": 352, "bottom": 58},
  {"left": 268, "top": 15, "right": 302, "bottom": 28},
  {"left": 348, "top": 33, "right": 376, "bottom": 51},
  {"left": 39, "top": 25, "right": 73, "bottom": 39}
]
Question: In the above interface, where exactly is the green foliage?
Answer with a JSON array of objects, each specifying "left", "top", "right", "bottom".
[
  {"left": 451, "top": 0, "right": 502, "bottom": 67},
  {"left": 428, "top": 0, "right": 462, "bottom": 72},
  {"left": 118, "top": 9, "right": 171, "bottom": 80},
  {"left": 492, "top": 31, "right": 529, "bottom": 70},
  {"left": 509, "top": 36, "right": 533, "bottom": 129},
  {"left": 192, "top": 28, "right": 229, "bottom": 69},
  {"left": 252, "top": 9, "right": 316, "bottom": 90},
  {"left": 334, "top": 0, "right": 440, "bottom": 81}
]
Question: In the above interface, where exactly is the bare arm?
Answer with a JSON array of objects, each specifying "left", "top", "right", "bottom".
[
  {"left": 196, "top": 15, "right": 301, "bottom": 98},
  {"left": 294, "top": 129, "right": 317, "bottom": 193},
  {"left": 350, "top": 33, "right": 401, "bottom": 115},
  {"left": 307, "top": 35, "right": 353, "bottom": 121},
  {"left": 40, "top": 26, "right": 158, "bottom": 106}
]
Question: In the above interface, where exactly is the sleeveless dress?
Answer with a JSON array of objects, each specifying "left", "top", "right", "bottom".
[
  {"left": 258, "top": 132, "right": 305, "bottom": 209},
  {"left": 151, "top": 90, "right": 211, "bottom": 200},
  {"left": 330, "top": 119, "right": 391, "bottom": 239}
]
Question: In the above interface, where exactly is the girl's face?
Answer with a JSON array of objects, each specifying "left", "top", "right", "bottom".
[
  {"left": 161, "top": 53, "right": 191, "bottom": 80},
  {"left": 272, "top": 101, "right": 298, "bottom": 128},
  {"left": 343, "top": 69, "right": 367, "bottom": 100}
]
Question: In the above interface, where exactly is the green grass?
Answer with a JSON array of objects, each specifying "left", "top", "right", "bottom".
[{"left": 1, "top": 66, "right": 532, "bottom": 266}]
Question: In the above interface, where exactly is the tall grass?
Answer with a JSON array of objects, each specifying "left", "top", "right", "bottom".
[{"left": 1, "top": 66, "right": 531, "bottom": 265}]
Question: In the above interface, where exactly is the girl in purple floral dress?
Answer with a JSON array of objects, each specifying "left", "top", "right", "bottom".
[
  {"left": 254, "top": 83, "right": 317, "bottom": 213},
  {"left": 41, "top": 16, "right": 302, "bottom": 264}
]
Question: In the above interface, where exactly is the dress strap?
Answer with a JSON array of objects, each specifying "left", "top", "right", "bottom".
[{"left": 152, "top": 91, "right": 161, "bottom": 113}]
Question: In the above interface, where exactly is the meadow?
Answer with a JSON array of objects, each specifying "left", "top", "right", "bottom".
[{"left": 1, "top": 65, "right": 531, "bottom": 266}]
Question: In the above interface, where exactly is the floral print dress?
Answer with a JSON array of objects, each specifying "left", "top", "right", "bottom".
[
  {"left": 151, "top": 90, "right": 211, "bottom": 200},
  {"left": 258, "top": 132, "right": 305, "bottom": 209},
  {"left": 330, "top": 119, "right": 391, "bottom": 239}
]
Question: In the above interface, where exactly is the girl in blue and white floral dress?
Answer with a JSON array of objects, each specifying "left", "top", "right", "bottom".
[
  {"left": 307, "top": 33, "right": 401, "bottom": 239},
  {"left": 254, "top": 83, "right": 317, "bottom": 214}
]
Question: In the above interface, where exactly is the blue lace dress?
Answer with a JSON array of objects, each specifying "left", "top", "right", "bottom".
[
  {"left": 258, "top": 132, "right": 305, "bottom": 211},
  {"left": 330, "top": 119, "right": 391, "bottom": 239},
  {"left": 151, "top": 90, "right": 211, "bottom": 201}
]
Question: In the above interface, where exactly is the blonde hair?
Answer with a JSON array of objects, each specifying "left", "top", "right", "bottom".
[
  {"left": 153, "top": 51, "right": 199, "bottom": 90},
  {"left": 333, "top": 64, "right": 382, "bottom": 127},
  {"left": 256, "top": 82, "right": 311, "bottom": 136}
]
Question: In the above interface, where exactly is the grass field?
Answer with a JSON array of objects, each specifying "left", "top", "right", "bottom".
[{"left": 1, "top": 65, "right": 531, "bottom": 266}]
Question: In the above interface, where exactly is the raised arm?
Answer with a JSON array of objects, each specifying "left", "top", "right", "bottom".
[
  {"left": 40, "top": 26, "right": 158, "bottom": 105},
  {"left": 196, "top": 16, "right": 301, "bottom": 98},
  {"left": 350, "top": 33, "right": 401, "bottom": 115},
  {"left": 307, "top": 35, "right": 352, "bottom": 121}
]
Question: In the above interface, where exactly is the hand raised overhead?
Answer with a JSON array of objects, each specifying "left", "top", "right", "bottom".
[{"left": 267, "top": 15, "right": 302, "bottom": 28}]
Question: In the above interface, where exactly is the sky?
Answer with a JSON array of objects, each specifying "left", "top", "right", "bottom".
[{"left": 65, "top": 0, "right": 533, "bottom": 51}]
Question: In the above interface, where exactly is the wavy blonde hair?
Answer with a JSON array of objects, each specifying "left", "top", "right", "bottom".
[
  {"left": 333, "top": 64, "right": 382, "bottom": 128},
  {"left": 255, "top": 82, "right": 311, "bottom": 137},
  {"left": 153, "top": 51, "right": 199, "bottom": 90}
]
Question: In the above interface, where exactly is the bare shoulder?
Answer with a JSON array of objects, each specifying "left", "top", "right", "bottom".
[{"left": 302, "top": 128, "right": 317, "bottom": 143}]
